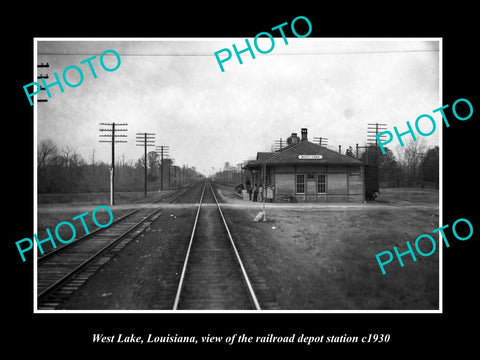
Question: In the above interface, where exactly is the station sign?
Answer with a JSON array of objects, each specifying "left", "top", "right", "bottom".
[{"left": 298, "top": 155, "right": 323, "bottom": 160}]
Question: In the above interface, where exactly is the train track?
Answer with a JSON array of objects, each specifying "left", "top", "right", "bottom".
[
  {"left": 37, "top": 181, "right": 267, "bottom": 310},
  {"left": 36, "top": 185, "right": 195, "bottom": 310},
  {"left": 173, "top": 180, "right": 261, "bottom": 310}
]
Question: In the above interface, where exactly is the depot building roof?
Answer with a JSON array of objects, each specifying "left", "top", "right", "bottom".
[{"left": 244, "top": 136, "right": 363, "bottom": 169}]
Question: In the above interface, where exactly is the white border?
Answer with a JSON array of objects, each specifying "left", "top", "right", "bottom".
[
  {"left": 33, "top": 38, "right": 39, "bottom": 311},
  {"left": 33, "top": 37, "right": 443, "bottom": 314},
  {"left": 438, "top": 38, "right": 443, "bottom": 313}
]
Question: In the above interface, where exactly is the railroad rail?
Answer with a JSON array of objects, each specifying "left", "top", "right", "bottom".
[
  {"left": 37, "top": 186, "right": 192, "bottom": 260},
  {"left": 173, "top": 180, "right": 261, "bottom": 310},
  {"left": 36, "top": 184, "right": 196, "bottom": 310},
  {"left": 37, "top": 180, "right": 265, "bottom": 310}
]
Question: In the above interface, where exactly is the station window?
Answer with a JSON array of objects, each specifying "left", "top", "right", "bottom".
[
  {"left": 317, "top": 174, "right": 326, "bottom": 193},
  {"left": 296, "top": 174, "right": 305, "bottom": 194},
  {"left": 350, "top": 166, "right": 360, "bottom": 176}
]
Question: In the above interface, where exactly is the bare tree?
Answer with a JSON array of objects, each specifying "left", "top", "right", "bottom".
[
  {"left": 420, "top": 146, "right": 439, "bottom": 188},
  {"left": 395, "top": 138, "right": 426, "bottom": 187},
  {"left": 38, "top": 139, "right": 58, "bottom": 169},
  {"left": 89, "top": 149, "right": 96, "bottom": 166},
  {"left": 61, "top": 146, "right": 74, "bottom": 167},
  {"left": 69, "top": 150, "right": 83, "bottom": 167},
  {"left": 89, "top": 149, "right": 96, "bottom": 177}
]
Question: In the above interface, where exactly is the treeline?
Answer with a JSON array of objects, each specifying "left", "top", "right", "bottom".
[
  {"left": 37, "top": 139, "right": 202, "bottom": 194},
  {"left": 356, "top": 139, "right": 439, "bottom": 188}
]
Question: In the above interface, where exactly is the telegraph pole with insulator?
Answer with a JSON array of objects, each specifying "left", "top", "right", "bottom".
[
  {"left": 367, "top": 123, "right": 388, "bottom": 165},
  {"left": 169, "top": 158, "right": 175, "bottom": 187},
  {"left": 167, "top": 158, "right": 171, "bottom": 188},
  {"left": 274, "top": 138, "right": 284, "bottom": 151},
  {"left": 313, "top": 137, "right": 328, "bottom": 147},
  {"left": 155, "top": 145, "right": 169, "bottom": 190},
  {"left": 136, "top": 132, "right": 156, "bottom": 197},
  {"left": 99, "top": 122, "right": 128, "bottom": 205},
  {"left": 37, "top": 62, "right": 49, "bottom": 103}
]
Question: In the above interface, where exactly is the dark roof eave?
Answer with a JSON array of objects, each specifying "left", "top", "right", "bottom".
[
  {"left": 268, "top": 160, "right": 363, "bottom": 165},
  {"left": 243, "top": 164, "right": 262, "bottom": 170},
  {"left": 244, "top": 161, "right": 364, "bottom": 168}
]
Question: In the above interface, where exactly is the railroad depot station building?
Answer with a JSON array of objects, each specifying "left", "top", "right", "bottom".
[{"left": 243, "top": 128, "right": 366, "bottom": 203}]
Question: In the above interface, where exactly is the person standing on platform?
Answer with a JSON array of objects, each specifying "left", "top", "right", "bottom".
[
  {"left": 246, "top": 178, "right": 252, "bottom": 200},
  {"left": 253, "top": 183, "right": 259, "bottom": 202}
]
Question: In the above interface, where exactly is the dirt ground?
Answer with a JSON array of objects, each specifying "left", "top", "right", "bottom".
[
  {"left": 216, "top": 184, "right": 440, "bottom": 310},
  {"left": 41, "top": 184, "right": 440, "bottom": 311},
  {"left": 35, "top": 188, "right": 180, "bottom": 254},
  {"left": 62, "top": 206, "right": 196, "bottom": 310},
  {"left": 60, "top": 183, "right": 207, "bottom": 310},
  {"left": 223, "top": 206, "right": 439, "bottom": 310},
  {"left": 35, "top": 207, "right": 134, "bottom": 255}
]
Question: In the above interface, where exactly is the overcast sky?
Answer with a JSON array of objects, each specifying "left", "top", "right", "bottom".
[{"left": 36, "top": 38, "right": 440, "bottom": 176}]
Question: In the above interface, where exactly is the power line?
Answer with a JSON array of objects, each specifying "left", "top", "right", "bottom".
[{"left": 37, "top": 49, "right": 439, "bottom": 56}]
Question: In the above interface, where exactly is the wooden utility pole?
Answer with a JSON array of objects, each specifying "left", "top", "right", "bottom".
[
  {"left": 313, "top": 137, "right": 328, "bottom": 147},
  {"left": 262, "top": 162, "right": 267, "bottom": 222},
  {"left": 155, "top": 145, "right": 169, "bottom": 190},
  {"left": 367, "top": 123, "right": 388, "bottom": 165},
  {"left": 274, "top": 138, "right": 284, "bottom": 151},
  {"left": 37, "top": 62, "right": 49, "bottom": 103},
  {"left": 169, "top": 159, "right": 175, "bottom": 187},
  {"left": 167, "top": 158, "right": 171, "bottom": 188},
  {"left": 99, "top": 122, "right": 128, "bottom": 205},
  {"left": 136, "top": 132, "right": 156, "bottom": 196}
]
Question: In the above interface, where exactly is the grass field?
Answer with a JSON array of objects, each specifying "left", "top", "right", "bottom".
[
  {"left": 35, "top": 187, "right": 184, "bottom": 256},
  {"left": 223, "top": 186, "right": 440, "bottom": 310},
  {"left": 375, "top": 187, "right": 439, "bottom": 204},
  {"left": 37, "top": 189, "right": 179, "bottom": 205},
  {"left": 35, "top": 208, "right": 134, "bottom": 255},
  {"left": 260, "top": 207, "right": 438, "bottom": 309},
  {"left": 35, "top": 185, "right": 440, "bottom": 310}
]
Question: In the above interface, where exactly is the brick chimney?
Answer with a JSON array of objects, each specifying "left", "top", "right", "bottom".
[{"left": 301, "top": 128, "right": 308, "bottom": 141}]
